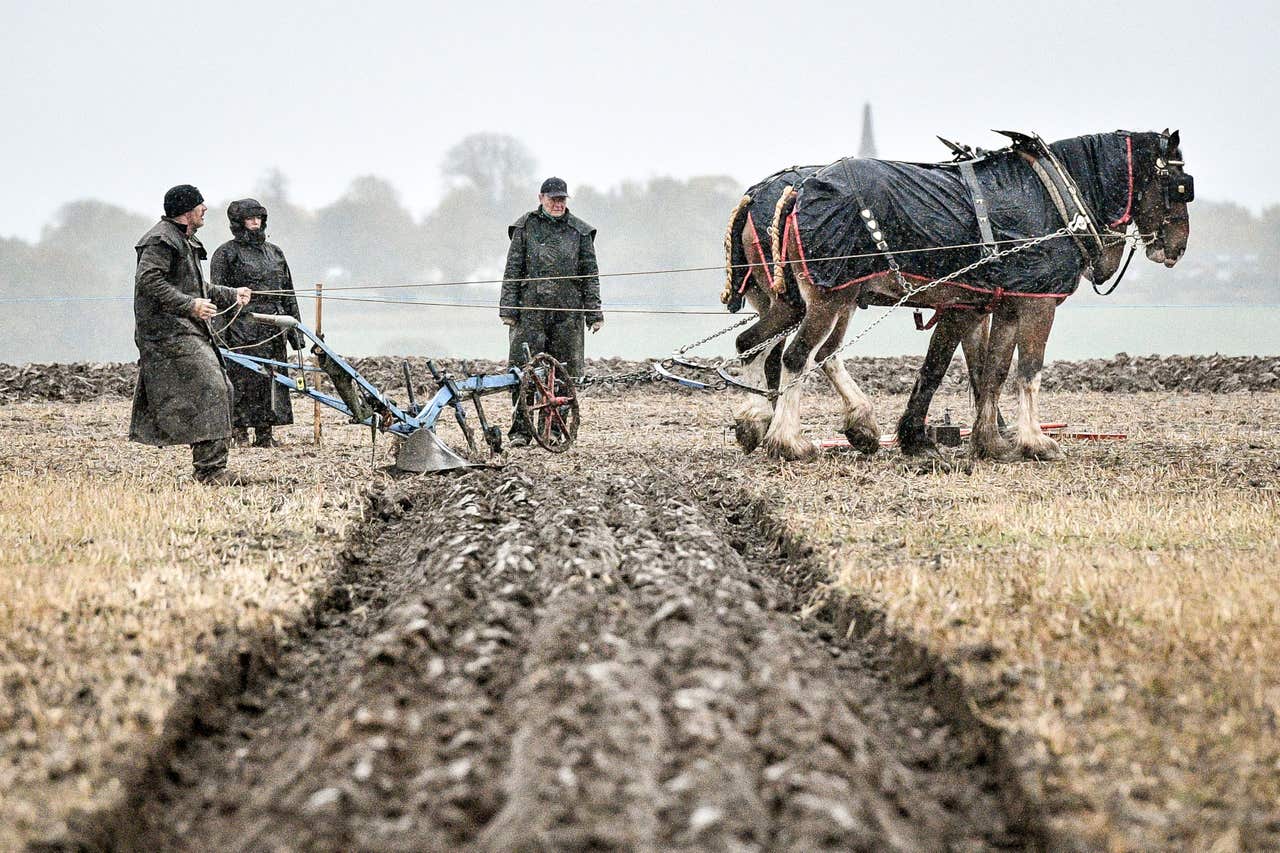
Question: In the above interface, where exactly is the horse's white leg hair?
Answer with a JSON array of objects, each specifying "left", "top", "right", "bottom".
[
  {"left": 763, "top": 361, "right": 814, "bottom": 460},
  {"left": 731, "top": 342, "right": 778, "bottom": 447},
  {"left": 821, "top": 358, "right": 875, "bottom": 435},
  {"left": 763, "top": 312, "right": 838, "bottom": 461},
  {"left": 1015, "top": 367, "right": 1062, "bottom": 458}
]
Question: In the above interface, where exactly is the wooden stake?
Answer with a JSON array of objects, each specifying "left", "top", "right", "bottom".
[{"left": 313, "top": 281, "right": 323, "bottom": 446}]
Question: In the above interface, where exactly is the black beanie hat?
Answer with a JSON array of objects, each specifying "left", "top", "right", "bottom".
[{"left": 163, "top": 184, "right": 204, "bottom": 218}]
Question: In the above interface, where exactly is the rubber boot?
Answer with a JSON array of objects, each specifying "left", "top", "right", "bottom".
[{"left": 253, "top": 427, "right": 281, "bottom": 448}]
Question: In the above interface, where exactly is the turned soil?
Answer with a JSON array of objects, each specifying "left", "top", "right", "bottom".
[{"left": 55, "top": 447, "right": 1039, "bottom": 852}]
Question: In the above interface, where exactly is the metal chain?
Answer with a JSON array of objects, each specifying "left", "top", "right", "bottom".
[
  {"left": 771, "top": 224, "right": 1078, "bottom": 399},
  {"left": 576, "top": 368, "right": 660, "bottom": 389},
  {"left": 674, "top": 313, "right": 757, "bottom": 356}
]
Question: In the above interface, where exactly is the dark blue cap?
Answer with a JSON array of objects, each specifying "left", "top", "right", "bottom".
[{"left": 539, "top": 177, "right": 569, "bottom": 198}]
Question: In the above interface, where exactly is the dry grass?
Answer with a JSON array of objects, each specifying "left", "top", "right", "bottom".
[
  {"left": 715, "top": 389, "right": 1280, "bottom": 850},
  {"left": 0, "top": 401, "right": 374, "bottom": 850}
]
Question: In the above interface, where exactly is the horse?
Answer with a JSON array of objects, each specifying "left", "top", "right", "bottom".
[
  {"left": 762, "top": 130, "right": 1192, "bottom": 462},
  {"left": 721, "top": 166, "right": 1002, "bottom": 455}
]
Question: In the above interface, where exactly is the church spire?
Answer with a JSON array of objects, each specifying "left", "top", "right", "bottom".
[{"left": 858, "top": 102, "right": 877, "bottom": 159}]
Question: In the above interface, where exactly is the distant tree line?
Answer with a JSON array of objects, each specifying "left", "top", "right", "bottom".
[{"left": 0, "top": 132, "right": 1276, "bottom": 362}]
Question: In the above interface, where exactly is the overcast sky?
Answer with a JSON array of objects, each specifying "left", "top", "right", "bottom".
[{"left": 2, "top": 0, "right": 1274, "bottom": 241}]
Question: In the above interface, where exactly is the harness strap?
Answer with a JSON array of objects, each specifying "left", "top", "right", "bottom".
[
  {"left": 1092, "top": 238, "right": 1136, "bottom": 296},
  {"left": 958, "top": 160, "right": 997, "bottom": 257},
  {"left": 837, "top": 157, "right": 909, "bottom": 292},
  {"left": 1017, "top": 143, "right": 1106, "bottom": 267},
  {"left": 912, "top": 284, "right": 1007, "bottom": 332}
]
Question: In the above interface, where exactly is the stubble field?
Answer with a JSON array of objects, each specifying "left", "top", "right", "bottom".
[{"left": 1, "top": 361, "right": 1278, "bottom": 850}]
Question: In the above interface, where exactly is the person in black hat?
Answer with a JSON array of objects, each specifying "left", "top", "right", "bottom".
[
  {"left": 500, "top": 177, "right": 603, "bottom": 446},
  {"left": 211, "top": 199, "right": 303, "bottom": 448},
  {"left": 129, "top": 185, "right": 252, "bottom": 484}
]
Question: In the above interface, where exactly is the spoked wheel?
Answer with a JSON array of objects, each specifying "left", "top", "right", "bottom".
[{"left": 518, "top": 353, "right": 580, "bottom": 453}]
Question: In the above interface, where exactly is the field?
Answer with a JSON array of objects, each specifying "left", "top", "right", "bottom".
[{"left": 2, "top": 362, "right": 1278, "bottom": 850}]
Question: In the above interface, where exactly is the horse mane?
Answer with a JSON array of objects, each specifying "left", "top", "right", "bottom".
[
  {"left": 721, "top": 194, "right": 753, "bottom": 305},
  {"left": 769, "top": 185, "right": 797, "bottom": 294}
]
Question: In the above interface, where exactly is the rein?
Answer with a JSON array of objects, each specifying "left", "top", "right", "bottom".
[{"left": 1092, "top": 237, "right": 1136, "bottom": 296}]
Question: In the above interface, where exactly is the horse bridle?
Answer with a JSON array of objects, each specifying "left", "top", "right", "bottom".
[
  {"left": 1092, "top": 132, "right": 1193, "bottom": 295},
  {"left": 1139, "top": 132, "right": 1194, "bottom": 253}
]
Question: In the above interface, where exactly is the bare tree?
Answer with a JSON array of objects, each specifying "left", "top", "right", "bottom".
[{"left": 441, "top": 133, "right": 537, "bottom": 206}]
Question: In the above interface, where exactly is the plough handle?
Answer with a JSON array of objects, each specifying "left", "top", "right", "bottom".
[
  {"left": 248, "top": 313, "right": 300, "bottom": 328},
  {"left": 402, "top": 361, "right": 417, "bottom": 410}
]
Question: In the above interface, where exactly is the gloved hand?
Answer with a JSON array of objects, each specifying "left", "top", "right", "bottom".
[
  {"left": 501, "top": 316, "right": 518, "bottom": 327},
  {"left": 286, "top": 328, "right": 305, "bottom": 350},
  {"left": 589, "top": 320, "right": 603, "bottom": 334}
]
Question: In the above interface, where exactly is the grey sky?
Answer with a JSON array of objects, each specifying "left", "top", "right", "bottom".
[{"left": 1, "top": 0, "right": 1274, "bottom": 241}]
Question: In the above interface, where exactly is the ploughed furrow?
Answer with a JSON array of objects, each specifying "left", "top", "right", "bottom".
[{"left": 61, "top": 462, "right": 1035, "bottom": 851}]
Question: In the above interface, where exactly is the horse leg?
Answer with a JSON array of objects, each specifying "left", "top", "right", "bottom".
[
  {"left": 817, "top": 308, "right": 880, "bottom": 455},
  {"left": 971, "top": 301, "right": 1019, "bottom": 460},
  {"left": 898, "top": 310, "right": 982, "bottom": 458},
  {"left": 1012, "top": 299, "right": 1062, "bottom": 461},
  {"left": 960, "top": 315, "right": 1006, "bottom": 431},
  {"left": 763, "top": 297, "right": 840, "bottom": 462},
  {"left": 732, "top": 296, "right": 802, "bottom": 453}
]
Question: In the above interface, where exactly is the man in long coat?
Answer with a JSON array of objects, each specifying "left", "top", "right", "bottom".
[
  {"left": 211, "top": 198, "right": 302, "bottom": 447},
  {"left": 500, "top": 177, "right": 603, "bottom": 445},
  {"left": 130, "top": 185, "right": 250, "bottom": 484}
]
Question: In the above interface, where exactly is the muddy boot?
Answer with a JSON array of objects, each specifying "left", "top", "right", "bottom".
[
  {"left": 253, "top": 427, "right": 281, "bottom": 448},
  {"left": 195, "top": 469, "right": 251, "bottom": 486},
  {"left": 231, "top": 427, "right": 250, "bottom": 447}
]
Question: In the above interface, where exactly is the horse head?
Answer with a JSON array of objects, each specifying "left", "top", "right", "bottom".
[{"left": 1133, "top": 129, "right": 1192, "bottom": 267}]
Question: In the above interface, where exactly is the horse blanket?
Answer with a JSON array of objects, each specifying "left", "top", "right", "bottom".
[{"left": 787, "top": 132, "right": 1134, "bottom": 299}]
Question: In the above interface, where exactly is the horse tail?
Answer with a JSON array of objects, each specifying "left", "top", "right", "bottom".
[
  {"left": 769, "top": 185, "right": 797, "bottom": 295},
  {"left": 721, "top": 194, "right": 753, "bottom": 308}
]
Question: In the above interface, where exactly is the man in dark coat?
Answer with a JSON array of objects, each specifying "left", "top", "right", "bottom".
[
  {"left": 130, "top": 185, "right": 251, "bottom": 484},
  {"left": 211, "top": 199, "right": 302, "bottom": 447},
  {"left": 500, "top": 177, "right": 603, "bottom": 445}
]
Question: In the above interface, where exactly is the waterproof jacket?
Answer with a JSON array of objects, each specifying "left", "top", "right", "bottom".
[
  {"left": 499, "top": 208, "right": 602, "bottom": 325},
  {"left": 129, "top": 218, "right": 237, "bottom": 447},
  {"left": 211, "top": 231, "right": 301, "bottom": 426},
  {"left": 211, "top": 235, "right": 300, "bottom": 344}
]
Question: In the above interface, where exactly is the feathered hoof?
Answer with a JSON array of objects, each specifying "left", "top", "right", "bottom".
[
  {"left": 899, "top": 437, "right": 942, "bottom": 460},
  {"left": 971, "top": 433, "right": 1018, "bottom": 462},
  {"left": 1020, "top": 436, "right": 1064, "bottom": 462},
  {"left": 843, "top": 423, "right": 881, "bottom": 456},
  {"left": 734, "top": 417, "right": 768, "bottom": 454},
  {"left": 764, "top": 433, "right": 817, "bottom": 462}
]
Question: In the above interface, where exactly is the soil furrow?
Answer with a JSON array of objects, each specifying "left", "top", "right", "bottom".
[{"left": 51, "top": 456, "right": 1041, "bottom": 851}]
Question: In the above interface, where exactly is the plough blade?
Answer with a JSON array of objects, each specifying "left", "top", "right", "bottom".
[{"left": 394, "top": 429, "right": 474, "bottom": 473}]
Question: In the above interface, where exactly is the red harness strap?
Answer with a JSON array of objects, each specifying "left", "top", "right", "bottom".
[{"left": 912, "top": 287, "right": 1007, "bottom": 331}]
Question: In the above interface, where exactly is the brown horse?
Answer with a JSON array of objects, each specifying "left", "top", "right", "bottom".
[
  {"left": 722, "top": 167, "right": 999, "bottom": 455},
  {"left": 762, "top": 130, "right": 1192, "bottom": 462}
]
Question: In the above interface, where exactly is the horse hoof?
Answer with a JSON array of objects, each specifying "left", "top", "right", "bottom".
[
  {"left": 1022, "top": 439, "right": 1064, "bottom": 462},
  {"left": 765, "top": 436, "right": 817, "bottom": 462},
  {"left": 898, "top": 436, "right": 939, "bottom": 459},
  {"left": 843, "top": 424, "right": 881, "bottom": 456},
  {"left": 734, "top": 419, "right": 765, "bottom": 454},
  {"left": 971, "top": 436, "right": 1017, "bottom": 461}
]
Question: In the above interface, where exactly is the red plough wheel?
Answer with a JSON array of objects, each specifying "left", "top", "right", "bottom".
[{"left": 518, "top": 353, "right": 580, "bottom": 453}]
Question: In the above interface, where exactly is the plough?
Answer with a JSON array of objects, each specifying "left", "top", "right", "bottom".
[{"left": 219, "top": 313, "right": 580, "bottom": 472}]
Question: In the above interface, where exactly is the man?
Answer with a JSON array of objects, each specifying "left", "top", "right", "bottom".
[
  {"left": 129, "top": 185, "right": 251, "bottom": 484},
  {"left": 211, "top": 199, "right": 302, "bottom": 447},
  {"left": 500, "top": 177, "right": 603, "bottom": 445}
]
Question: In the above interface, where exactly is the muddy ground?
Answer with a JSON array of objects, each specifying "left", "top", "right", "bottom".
[
  {"left": 17, "top": 355, "right": 1279, "bottom": 851},
  {"left": 45, "top": 421, "right": 1045, "bottom": 851},
  {"left": 5, "top": 352, "right": 1280, "bottom": 406}
]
